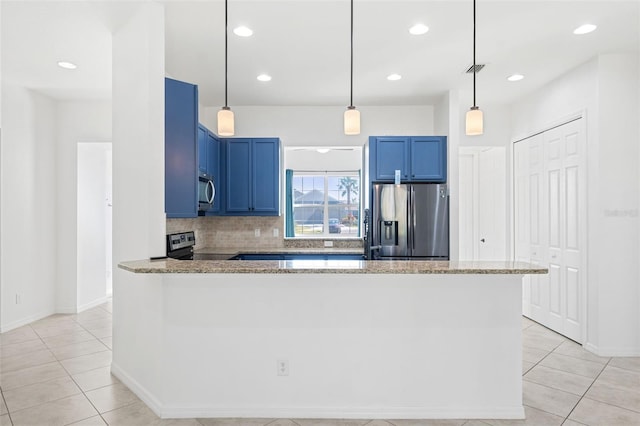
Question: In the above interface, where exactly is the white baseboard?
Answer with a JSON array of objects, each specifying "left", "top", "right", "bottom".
[
  {"left": 110, "top": 363, "right": 164, "bottom": 417},
  {"left": 56, "top": 306, "right": 79, "bottom": 314},
  {"left": 108, "top": 365, "right": 524, "bottom": 421},
  {"left": 78, "top": 296, "right": 110, "bottom": 313},
  {"left": 584, "top": 342, "right": 640, "bottom": 357},
  {"left": 161, "top": 406, "right": 525, "bottom": 420},
  {"left": 0, "top": 309, "right": 56, "bottom": 333}
]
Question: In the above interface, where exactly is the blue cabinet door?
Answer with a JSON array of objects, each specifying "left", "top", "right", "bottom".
[
  {"left": 373, "top": 137, "right": 410, "bottom": 180},
  {"left": 252, "top": 138, "right": 280, "bottom": 213},
  {"left": 206, "top": 131, "right": 221, "bottom": 213},
  {"left": 165, "top": 78, "right": 198, "bottom": 218},
  {"left": 410, "top": 136, "right": 447, "bottom": 182},
  {"left": 225, "top": 138, "right": 252, "bottom": 212},
  {"left": 197, "top": 125, "right": 207, "bottom": 176}
]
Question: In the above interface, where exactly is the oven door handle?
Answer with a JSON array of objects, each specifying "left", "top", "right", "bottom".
[{"left": 206, "top": 180, "right": 215, "bottom": 204}]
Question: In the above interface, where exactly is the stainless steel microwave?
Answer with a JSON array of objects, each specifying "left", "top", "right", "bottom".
[{"left": 198, "top": 175, "right": 215, "bottom": 212}]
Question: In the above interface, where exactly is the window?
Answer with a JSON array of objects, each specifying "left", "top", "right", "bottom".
[{"left": 289, "top": 172, "right": 360, "bottom": 237}]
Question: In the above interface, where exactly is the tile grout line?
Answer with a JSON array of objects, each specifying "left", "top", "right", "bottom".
[
  {"left": 0, "top": 387, "right": 15, "bottom": 426},
  {"left": 66, "top": 306, "right": 114, "bottom": 426},
  {"left": 562, "top": 357, "right": 612, "bottom": 425}
]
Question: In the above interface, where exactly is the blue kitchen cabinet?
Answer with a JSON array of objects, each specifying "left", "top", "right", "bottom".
[
  {"left": 224, "top": 138, "right": 280, "bottom": 215},
  {"left": 372, "top": 137, "right": 410, "bottom": 180},
  {"left": 165, "top": 78, "right": 198, "bottom": 218},
  {"left": 410, "top": 137, "right": 447, "bottom": 181},
  {"left": 205, "top": 129, "right": 221, "bottom": 213},
  {"left": 197, "top": 125, "right": 208, "bottom": 177},
  {"left": 369, "top": 136, "right": 447, "bottom": 183}
]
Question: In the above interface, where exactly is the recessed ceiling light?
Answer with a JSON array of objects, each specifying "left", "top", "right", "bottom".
[
  {"left": 408, "top": 24, "right": 429, "bottom": 35},
  {"left": 573, "top": 24, "right": 597, "bottom": 35},
  {"left": 57, "top": 61, "right": 77, "bottom": 70},
  {"left": 316, "top": 148, "right": 330, "bottom": 154},
  {"left": 257, "top": 74, "right": 272, "bottom": 82},
  {"left": 507, "top": 74, "right": 524, "bottom": 82},
  {"left": 387, "top": 74, "right": 402, "bottom": 81},
  {"left": 233, "top": 26, "right": 253, "bottom": 37}
]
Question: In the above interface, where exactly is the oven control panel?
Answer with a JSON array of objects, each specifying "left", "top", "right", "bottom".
[{"left": 167, "top": 231, "right": 196, "bottom": 251}]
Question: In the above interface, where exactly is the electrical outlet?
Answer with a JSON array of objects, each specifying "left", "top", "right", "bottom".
[
  {"left": 273, "top": 228, "right": 279, "bottom": 237},
  {"left": 324, "top": 240, "right": 333, "bottom": 247},
  {"left": 277, "top": 359, "right": 289, "bottom": 376},
  {"left": 254, "top": 228, "right": 261, "bottom": 237}
]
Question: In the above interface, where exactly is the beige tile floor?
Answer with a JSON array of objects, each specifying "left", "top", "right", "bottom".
[{"left": 1, "top": 301, "right": 639, "bottom": 426}]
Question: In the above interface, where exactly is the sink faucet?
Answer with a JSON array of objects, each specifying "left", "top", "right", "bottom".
[{"left": 369, "top": 245, "right": 382, "bottom": 260}]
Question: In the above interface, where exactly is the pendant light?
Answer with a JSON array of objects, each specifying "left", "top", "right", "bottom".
[
  {"left": 465, "top": 0, "right": 483, "bottom": 136},
  {"left": 344, "top": 0, "right": 360, "bottom": 135},
  {"left": 218, "top": 0, "right": 235, "bottom": 136}
]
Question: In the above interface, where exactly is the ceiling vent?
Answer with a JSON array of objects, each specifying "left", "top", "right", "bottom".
[{"left": 465, "top": 64, "right": 485, "bottom": 74}]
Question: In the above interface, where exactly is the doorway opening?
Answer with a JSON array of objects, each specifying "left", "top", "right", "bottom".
[{"left": 77, "top": 142, "right": 112, "bottom": 310}]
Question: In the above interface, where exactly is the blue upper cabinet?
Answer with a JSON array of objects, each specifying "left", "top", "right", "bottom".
[
  {"left": 224, "top": 138, "right": 280, "bottom": 216},
  {"left": 197, "top": 125, "right": 208, "bottom": 177},
  {"left": 252, "top": 138, "right": 280, "bottom": 213},
  {"left": 225, "top": 138, "right": 252, "bottom": 213},
  {"left": 205, "top": 129, "right": 221, "bottom": 213},
  {"left": 370, "top": 136, "right": 447, "bottom": 183},
  {"left": 410, "top": 137, "right": 447, "bottom": 181},
  {"left": 165, "top": 78, "right": 198, "bottom": 218},
  {"left": 373, "top": 137, "right": 410, "bottom": 180}
]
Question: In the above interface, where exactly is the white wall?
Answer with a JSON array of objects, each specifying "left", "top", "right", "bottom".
[
  {"left": 285, "top": 148, "right": 362, "bottom": 171},
  {"left": 77, "top": 143, "right": 112, "bottom": 311},
  {"left": 111, "top": 1, "right": 166, "bottom": 404},
  {"left": 201, "top": 105, "right": 435, "bottom": 147},
  {"left": 0, "top": 85, "right": 57, "bottom": 331},
  {"left": 593, "top": 53, "right": 639, "bottom": 354},
  {"left": 444, "top": 90, "right": 461, "bottom": 260},
  {"left": 56, "top": 101, "right": 112, "bottom": 313},
  {"left": 510, "top": 54, "right": 640, "bottom": 356}
]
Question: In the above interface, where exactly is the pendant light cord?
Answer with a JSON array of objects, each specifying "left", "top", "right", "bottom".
[
  {"left": 472, "top": 0, "right": 476, "bottom": 108},
  {"left": 224, "top": 0, "right": 229, "bottom": 108},
  {"left": 349, "top": 0, "right": 354, "bottom": 108}
]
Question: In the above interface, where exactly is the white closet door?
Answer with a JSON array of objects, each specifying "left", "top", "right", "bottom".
[{"left": 515, "top": 119, "right": 585, "bottom": 342}]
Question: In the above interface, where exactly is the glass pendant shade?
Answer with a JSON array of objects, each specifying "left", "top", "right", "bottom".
[
  {"left": 344, "top": 107, "right": 360, "bottom": 135},
  {"left": 217, "top": 107, "right": 234, "bottom": 136},
  {"left": 465, "top": 107, "right": 483, "bottom": 136}
]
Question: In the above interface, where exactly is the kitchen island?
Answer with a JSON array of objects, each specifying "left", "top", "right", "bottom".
[{"left": 115, "top": 259, "right": 546, "bottom": 420}]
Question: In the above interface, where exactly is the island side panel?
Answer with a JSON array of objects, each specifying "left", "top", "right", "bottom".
[{"left": 128, "top": 272, "right": 523, "bottom": 419}]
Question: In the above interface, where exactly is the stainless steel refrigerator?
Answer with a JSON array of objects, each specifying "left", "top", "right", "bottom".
[{"left": 370, "top": 183, "right": 449, "bottom": 259}]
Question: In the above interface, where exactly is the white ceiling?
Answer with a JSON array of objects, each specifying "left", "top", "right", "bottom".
[{"left": 3, "top": 1, "right": 639, "bottom": 108}]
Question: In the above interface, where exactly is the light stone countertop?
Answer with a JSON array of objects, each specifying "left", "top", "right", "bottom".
[{"left": 118, "top": 258, "right": 548, "bottom": 275}]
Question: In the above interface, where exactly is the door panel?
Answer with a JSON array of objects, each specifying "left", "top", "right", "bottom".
[
  {"left": 515, "top": 119, "right": 585, "bottom": 342},
  {"left": 566, "top": 166, "right": 579, "bottom": 250},
  {"left": 566, "top": 267, "right": 579, "bottom": 321}
]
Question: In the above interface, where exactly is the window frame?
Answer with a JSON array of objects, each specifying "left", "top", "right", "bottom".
[{"left": 288, "top": 170, "right": 361, "bottom": 239}]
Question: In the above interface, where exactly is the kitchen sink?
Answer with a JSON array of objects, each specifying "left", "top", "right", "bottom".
[{"left": 230, "top": 253, "right": 365, "bottom": 261}]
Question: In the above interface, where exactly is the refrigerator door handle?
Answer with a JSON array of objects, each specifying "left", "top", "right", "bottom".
[{"left": 408, "top": 186, "right": 415, "bottom": 252}]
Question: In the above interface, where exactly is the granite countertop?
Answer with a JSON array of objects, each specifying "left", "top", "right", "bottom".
[{"left": 119, "top": 258, "right": 548, "bottom": 275}]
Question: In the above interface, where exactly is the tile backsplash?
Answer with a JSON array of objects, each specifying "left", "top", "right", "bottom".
[
  {"left": 167, "top": 216, "right": 363, "bottom": 250},
  {"left": 167, "top": 216, "right": 284, "bottom": 249}
]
